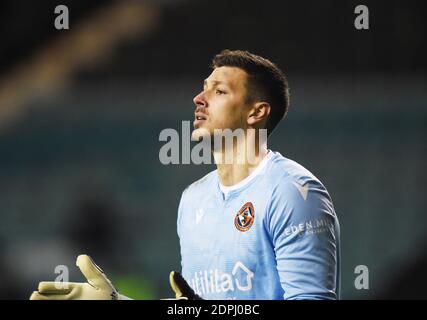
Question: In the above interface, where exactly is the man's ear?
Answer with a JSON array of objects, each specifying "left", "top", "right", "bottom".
[{"left": 247, "top": 102, "right": 271, "bottom": 126}]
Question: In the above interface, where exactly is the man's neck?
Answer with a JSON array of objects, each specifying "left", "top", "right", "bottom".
[{"left": 214, "top": 139, "right": 268, "bottom": 187}]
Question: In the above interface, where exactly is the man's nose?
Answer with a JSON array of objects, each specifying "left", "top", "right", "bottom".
[{"left": 193, "top": 91, "right": 207, "bottom": 108}]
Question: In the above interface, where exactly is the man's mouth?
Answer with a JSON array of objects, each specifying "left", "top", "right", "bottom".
[
  {"left": 194, "top": 114, "right": 207, "bottom": 128},
  {"left": 195, "top": 113, "right": 207, "bottom": 121}
]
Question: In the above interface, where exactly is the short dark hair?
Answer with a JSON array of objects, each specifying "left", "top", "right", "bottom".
[{"left": 212, "top": 49, "right": 290, "bottom": 136}]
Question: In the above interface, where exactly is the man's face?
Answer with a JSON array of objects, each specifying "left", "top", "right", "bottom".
[{"left": 192, "top": 66, "right": 251, "bottom": 140}]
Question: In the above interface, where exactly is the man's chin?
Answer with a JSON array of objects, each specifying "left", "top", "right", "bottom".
[{"left": 191, "top": 127, "right": 211, "bottom": 141}]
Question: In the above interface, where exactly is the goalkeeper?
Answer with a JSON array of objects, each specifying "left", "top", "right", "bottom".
[{"left": 31, "top": 50, "right": 340, "bottom": 300}]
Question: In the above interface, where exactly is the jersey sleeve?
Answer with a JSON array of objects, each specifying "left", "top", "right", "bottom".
[
  {"left": 176, "top": 188, "right": 187, "bottom": 241},
  {"left": 265, "top": 177, "right": 340, "bottom": 300}
]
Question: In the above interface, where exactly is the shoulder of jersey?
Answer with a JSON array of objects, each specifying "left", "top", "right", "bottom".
[{"left": 270, "top": 154, "right": 322, "bottom": 189}]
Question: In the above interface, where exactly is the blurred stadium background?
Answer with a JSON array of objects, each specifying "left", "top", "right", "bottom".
[{"left": 0, "top": 0, "right": 426, "bottom": 299}]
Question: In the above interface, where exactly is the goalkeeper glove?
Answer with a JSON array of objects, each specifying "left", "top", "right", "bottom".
[
  {"left": 29, "top": 254, "right": 130, "bottom": 300},
  {"left": 168, "top": 271, "right": 203, "bottom": 300}
]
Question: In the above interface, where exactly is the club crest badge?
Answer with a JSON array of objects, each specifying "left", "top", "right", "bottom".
[{"left": 234, "top": 202, "right": 255, "bottom": 232}]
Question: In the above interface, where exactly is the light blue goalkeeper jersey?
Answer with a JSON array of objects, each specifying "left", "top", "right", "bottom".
[{"left": 177, "top": 151, "right": 340, "bottom": 300}]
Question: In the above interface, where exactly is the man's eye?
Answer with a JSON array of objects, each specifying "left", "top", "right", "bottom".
[{"left": 216, "top": 89, "right": 226, "bottom": 95}]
